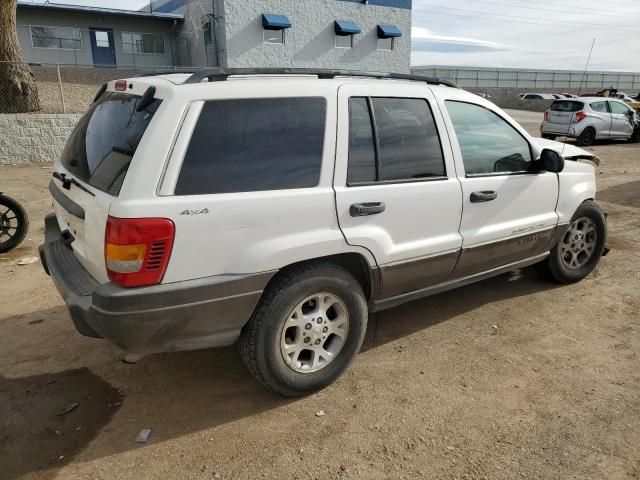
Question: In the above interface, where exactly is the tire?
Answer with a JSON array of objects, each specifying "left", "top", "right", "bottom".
[
  {"left": 630, "top": 128, "right": 640, "bottom": 143},
  {"left": 239, "top": 262, "right": 368, "bottom": 397},
  {"left": 542, "top": 134, "right": 556, "bottom": 140},
  {"left": 0, "top": 194, "right": 29, "bottom": 254},
  {"left": 536, "top": 200, "right": 607, "bottom": 284},
  {"left": 576, "top": 127, "right": 596, "bottom": 147}
]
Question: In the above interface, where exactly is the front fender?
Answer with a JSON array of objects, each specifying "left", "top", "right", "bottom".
[{"left": 556, "top": 161, "right": 597, "bottom": 223}]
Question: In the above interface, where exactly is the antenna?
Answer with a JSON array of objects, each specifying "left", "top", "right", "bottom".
[{"left": 562, "top": 38, "right": 596, "bottom": 155}]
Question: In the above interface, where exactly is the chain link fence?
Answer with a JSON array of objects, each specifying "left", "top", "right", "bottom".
[{"left": 0, "top": 62, "right": 189, "bottom": 114}]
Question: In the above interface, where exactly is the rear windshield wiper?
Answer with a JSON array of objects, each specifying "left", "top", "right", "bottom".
[{"left": 52, "top": 171, "right": 95, "bottom": 197}]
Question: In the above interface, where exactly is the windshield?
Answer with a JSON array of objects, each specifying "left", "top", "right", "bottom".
[
  {"left": 550, "top": 101, "right": 584, "bottom": 112},
  {"left": 60, "top": 91, "right": 161, "bottom": 196}
]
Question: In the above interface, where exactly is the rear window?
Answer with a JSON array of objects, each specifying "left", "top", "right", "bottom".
[
  {"left": 175, "top": 97, "right": 326, "bottom": 195},
  {"left": 61, "top": 91, "right": 161, "bottom": 196},
  {"left": 550, "top": 100, "right": 584, "bottom": 112}
]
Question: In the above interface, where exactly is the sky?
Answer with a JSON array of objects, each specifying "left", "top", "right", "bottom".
[{"left": 23, "top": 0, "right": 640, "bottom": 72}]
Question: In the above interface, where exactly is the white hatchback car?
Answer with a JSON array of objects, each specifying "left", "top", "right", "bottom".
[
  {"left": 541, "top": 97, "right": 640, "bottom": 146},
  {"left": 40, "top": 69, "right": 608, "bottom": 396}
]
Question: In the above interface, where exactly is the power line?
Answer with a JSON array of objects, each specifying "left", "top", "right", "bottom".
[
  {"left": 414, "top": 4, "right": 638, "bottom": 30},
  {"left": 460, "top": 0, "right": 640, "bottom": 17}
]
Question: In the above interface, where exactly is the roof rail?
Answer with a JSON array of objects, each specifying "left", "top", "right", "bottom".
[
  {"left": 181, "top": 68, "right": 458, "bottom": 88},
  {"left": 133, "top": 68, "right": 203, "bottom": 78}
]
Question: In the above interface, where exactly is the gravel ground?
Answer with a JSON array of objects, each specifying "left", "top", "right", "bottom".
[{"left": 0, "top": 111, "right": 638, "bottom": 479}]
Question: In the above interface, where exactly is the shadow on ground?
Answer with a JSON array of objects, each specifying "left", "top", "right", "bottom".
[
  {"left": 598, "top": 180, "right": 640, "bottom": 209},
  {"left": 0, "top": 267, "right": 559, "bottom": 478},
  {"left": 0, "top": 368, "right": 123, "bottom": 479}
]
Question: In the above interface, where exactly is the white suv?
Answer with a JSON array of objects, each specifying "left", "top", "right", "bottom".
[{"left": 40, "top": 69, "right": 609, "bottom": 396}]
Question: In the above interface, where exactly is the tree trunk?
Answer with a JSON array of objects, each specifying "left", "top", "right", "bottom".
[{"left": 0, "top": 0, "right": 40, "bottom": 113}]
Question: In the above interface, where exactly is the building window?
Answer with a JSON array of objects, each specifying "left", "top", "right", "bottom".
[
  {"left": 263, "top": 29, "right": 285, "bottom": 44},
  {"left": 30, "top": 26, "right": 82, "bottom": 50},
  {"left": 204, "top": 21, "right": 212, "bottom": 46},
  {"left": 377, "top": 37, "right": 394, "bottom": 51},
  {"left": 122, "top": 32, "right": 165, "bottom": 55},
  {"left": 335, "top": 35, "right": 353, "bottom": 49},
  {"left": 94, "top": 31, "right": 110, "bottom": 48}
]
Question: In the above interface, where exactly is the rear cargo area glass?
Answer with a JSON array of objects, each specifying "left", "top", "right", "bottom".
[
  {"left": 550, "top": 101, "right": 584, "bottom": 112},
  {"left": 60, "top": 92, "right": 161, "bottom": 196}
]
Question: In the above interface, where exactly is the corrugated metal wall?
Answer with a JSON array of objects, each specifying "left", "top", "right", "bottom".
[{"left": 412, "top": 66, "right": 640, "bottom": 91}]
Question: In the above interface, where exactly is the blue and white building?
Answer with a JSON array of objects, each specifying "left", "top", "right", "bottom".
[{"left": 149, "top": 0, "right": 412, "bottom": 71}]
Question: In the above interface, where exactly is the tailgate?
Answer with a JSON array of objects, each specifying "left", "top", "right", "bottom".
[
  {"left": 548, "top": 100, "right": 584, "bottom": 124},
  {"left": 49, "top": 88, "right": 162, "bottom": 283}
]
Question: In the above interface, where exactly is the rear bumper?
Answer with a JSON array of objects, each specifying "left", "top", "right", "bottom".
[
  {"left": 540, "top": 122, "right": 578, "bottom": 137},
  {"left": 39, "top": 213, "right": 274, "bottom": 354}
]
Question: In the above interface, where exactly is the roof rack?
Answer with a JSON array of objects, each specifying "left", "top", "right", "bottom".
[
  {"left": 133, "top": 69, "right": 203, "bottom": 78},
  {"left": 179, "top": 68, "right": 458, "bottom": 88}
]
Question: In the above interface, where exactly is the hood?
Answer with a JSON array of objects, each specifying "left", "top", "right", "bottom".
[{"left": 531, "top": 137, "right": 601, "bottom": 166}]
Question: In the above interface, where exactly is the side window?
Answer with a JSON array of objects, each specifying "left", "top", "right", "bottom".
[
  {"left": 591, "top": 101, "right": 608, "bottom": 113},
  {"left": 175, "top": 98, "right": 326, "bottom": 195},
  {"left": 445, "top": 101, "right": 532, "bottom": 175},
  {"left": 372, "top": 98, "right": 445, "bottom": 181},
  {"left": 346, "top": 97, "right": 445, "bottom": 185},
  {"left": 347, "top": 98, "right": 377, "bottom": 184},
  {"left": 609, "top": 101, "right": 631, "bottom": 115}
]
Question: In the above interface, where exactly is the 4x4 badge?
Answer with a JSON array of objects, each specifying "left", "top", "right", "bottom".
[{"left": 180, "top": 208, "right": 210, "bottom": 216}]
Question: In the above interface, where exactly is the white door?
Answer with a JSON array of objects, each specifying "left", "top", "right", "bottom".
[
  {"left": 608, "top": 101, "right": 635, "bottom": 138},
  {"left": 440, "top": 98, "right": 560, "bottom": 277},
  {"left": 334, "top": 83, "right": 463, "bottom": 299}
]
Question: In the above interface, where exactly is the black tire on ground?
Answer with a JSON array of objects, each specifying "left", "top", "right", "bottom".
[
  {"left": 542, "top": 134, "right": 556, "bottom": 140},
  {"left": 536, "top": 200, "right": 607, "bottom": 284},
  {"left": 0, "top": 194, "right": 29, "bottom": 254},
  {"left": 576, "top": 127, "right": 596, "bottom": 147},
  {"left": 239, "top": 262, "right": 368, "bottom": 397},
  {"left": 630, "top": 128, "right": 640, "bottom": 143}
]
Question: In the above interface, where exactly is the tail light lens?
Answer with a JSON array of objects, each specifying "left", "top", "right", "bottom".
[
  {"left": 544, "top": 111, "right": 549, "bottom": 121},
  {"left": 105, "top": 216, "right": 175, "bottom": 288},
  {"left": 574, "top": 111, "right": 587, "bottom": 123}
]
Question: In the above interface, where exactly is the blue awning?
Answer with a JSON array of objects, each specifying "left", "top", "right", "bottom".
[
  {"left": 262, "top": 13, "right": 292, "bottom": 30},
  {"left": 377, "top": 25, "right": 402, "bottom": 38},
  {"left": 335, "top": 20, "right": 361, "bottom": 36}
]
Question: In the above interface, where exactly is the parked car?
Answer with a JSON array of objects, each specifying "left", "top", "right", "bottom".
[
  {"left": 40, "top": 69, "right": 609, "bottom": 396},
  {"left": 541, "top": 97, "right": 640, "bottom": 146},
  {"left": 519, "top": 93, "right": 555, "bottom": 100}
]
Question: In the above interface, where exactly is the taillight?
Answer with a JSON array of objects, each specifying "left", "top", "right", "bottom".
[
  {"left": 544, "top": 111, "right": 549, "bottom": 121},
  {"left": 105, "top": 216, "right": 175, "bottom": 288},
  {"left": 574, "top": 111, "right": 587, "bottom": 123},
  {"left": 114, "top": 79, "right": 128, "bottom": 91}
]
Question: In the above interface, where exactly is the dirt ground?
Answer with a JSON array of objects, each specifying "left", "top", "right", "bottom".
[{"left": 1, "top": 111, "right": 639, "bottom": 480}]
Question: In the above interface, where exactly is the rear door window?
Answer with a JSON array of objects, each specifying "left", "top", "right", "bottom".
[
  {"left": 550, "top": 101, "right": 584, "bottom": 112},
  {"left": 346, "top": 97, "right": 445, "bottom": 184},
  {"left": 591, "top": 101, "right": 609, "bottom": 113},
  {"left": 175, "top": 97, "right": 326, "bottom": 195},
  {"left": 61, "top": 92, "right": 161, "bottom": 196}
]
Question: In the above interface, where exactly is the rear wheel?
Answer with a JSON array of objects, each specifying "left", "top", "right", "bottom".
[
  {"left": 542, "top": 134, "right": 556, "bottom": 140},
  {"left": 0, "top": 194, "right": 29, "bottom": 254},
  {"left": 630, "top": 127, "right": 640, "bottom": 143},
  {"left": 536, "top": 201, "right": 606, "bottom": 284},
  {"left": 239, "top": 262, "right": 368, "bottom": 396},
  {"left": 576, "top": 127, "right": 596, "bottom": 147}
]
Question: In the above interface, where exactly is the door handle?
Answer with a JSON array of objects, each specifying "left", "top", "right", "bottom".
[
  {"left": 350, "top": 202, "right": 386, "bottom": 217},
  {"left": 470, "top": 191, "right": 498, "bottom": 203}
]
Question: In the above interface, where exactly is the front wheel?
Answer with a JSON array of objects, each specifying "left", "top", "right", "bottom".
[
  {"left": 537, "top": 201, "right": 607, "bottom": 284},
  {"left": 239, "top": 262, "right": 368, "bottom": 396}
]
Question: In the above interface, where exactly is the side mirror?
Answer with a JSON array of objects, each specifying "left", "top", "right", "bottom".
[{"left": 536, "top": 148, "right": 565, "bottom": 173}]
